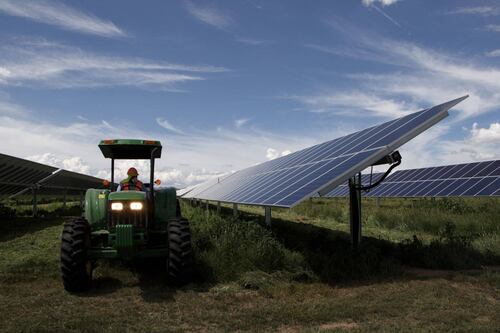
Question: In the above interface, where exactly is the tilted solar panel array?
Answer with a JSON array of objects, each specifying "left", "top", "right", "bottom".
[
  {"left": 0, "top": 153, "right": 105, "bottom": 199},
  {"left": 182, "top": 96, "right": 467, "bottom": 207},
  {"left": 363, "top": 160, "right": 500, "bottom": 197},
  {"left": 0, "top": 153, "right": 57, "bottom": 198},
  {"left": 324, "top": 172, "right": 385, "bottom": 197}
]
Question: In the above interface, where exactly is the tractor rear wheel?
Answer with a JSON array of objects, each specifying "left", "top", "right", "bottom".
[
  {"left": 167, "top": 218, "right": 192, "bottom": 284},
  {"left": 60, "top": 218, "right": 92, "bottom": 292}
]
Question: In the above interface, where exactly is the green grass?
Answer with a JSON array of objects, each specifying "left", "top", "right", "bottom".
[{"left": 0, "top": 198, "right": 499, "bottom": 332}]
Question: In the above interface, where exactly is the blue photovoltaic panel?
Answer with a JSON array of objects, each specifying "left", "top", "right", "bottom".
[
  {"left": 186, "top": 96, "right": 467, "bottom": 207},
  {"left": 363, "top": 160, "right": 500, "bottom": 197},
  {"left": 323, "top": 172, "right": 385, "bottom": 197}
]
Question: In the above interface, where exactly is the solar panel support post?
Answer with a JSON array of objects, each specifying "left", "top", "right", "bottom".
[
  {"left": 349, "top": 173, "right": 362, "bottom": 249},
  {"left": 264, "top": 206, "right": 272, "bottom": 227},
  {"left": 233, "top": 203, "right": 238, "bottom": 218},
  {"left": 32, "top": 187, "right": 37, "bottom": 217},
  {"left": 63, "top": 188, "right": 67, "bottom": 211},
  {"left": 80, "top": 191, "right": 84, "bottom": 209},
  {"left": 217, "top": 201, "right": 221, "bottom": 214}
]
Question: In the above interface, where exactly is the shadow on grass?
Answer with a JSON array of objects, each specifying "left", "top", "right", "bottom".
[
  {"left": 202, "top": 202, "right": 499, "bottom": 285},
  {"left": 0, "top": 217, "right": 64, "bottom": 242}
]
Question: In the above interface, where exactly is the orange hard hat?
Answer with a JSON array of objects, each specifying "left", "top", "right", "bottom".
[{"left": 127, "top": 167, "right": 138, "bottom": 177}]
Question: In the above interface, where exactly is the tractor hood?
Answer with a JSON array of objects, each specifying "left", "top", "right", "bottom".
[{"left": 108, "top": 191, "right": 146, "bottom": 201}]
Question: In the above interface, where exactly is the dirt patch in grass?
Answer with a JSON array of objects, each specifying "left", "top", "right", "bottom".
[{"left": 318, "top": 322, "right": 359, "bottom": 330}]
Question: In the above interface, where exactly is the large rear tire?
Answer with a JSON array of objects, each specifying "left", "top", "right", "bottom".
[
  {"left": 167, "top": 218, "right": 192, "bottom": 285},
  {"left": 60, "top": 218, "right": 92, "bottom": 292}
]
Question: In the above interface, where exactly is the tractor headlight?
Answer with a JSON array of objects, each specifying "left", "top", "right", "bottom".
[
  {"left": 130, "top": 202, "right": 143, "bottom": 210},
  {"left": 111, "top": 202, "right": 123, "bottom": 211}
]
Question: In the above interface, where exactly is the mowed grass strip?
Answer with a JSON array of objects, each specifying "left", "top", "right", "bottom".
[{"left": 0, "top": 199, "right": 499, "bottom": 332}]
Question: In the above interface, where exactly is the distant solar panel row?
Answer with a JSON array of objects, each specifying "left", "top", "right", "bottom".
[
  {"left": 180, "top": 96, "right": 467, "bottom": 207},
  {"left": 325, "top": 160, "right": 500, "bottom": 198}
]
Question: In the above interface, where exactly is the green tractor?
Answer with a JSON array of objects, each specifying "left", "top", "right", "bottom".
[{"left": 60, "top": 139, "right": 192, "bottom": 292}]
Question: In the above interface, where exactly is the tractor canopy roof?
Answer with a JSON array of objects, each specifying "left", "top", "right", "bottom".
[{"left": 99, "top": 139, "right": 162, "bottom": 159}]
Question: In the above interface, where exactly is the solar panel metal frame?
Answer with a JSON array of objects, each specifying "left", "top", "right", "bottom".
[{"left": 184, "top": 96, "right": 468, "bottom": 208}]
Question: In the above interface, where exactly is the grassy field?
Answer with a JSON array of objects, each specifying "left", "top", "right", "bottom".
[{"left": 0, "top": 198, "right": 499, "bottom": 332}]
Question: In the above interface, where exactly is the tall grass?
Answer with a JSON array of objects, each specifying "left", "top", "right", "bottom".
[{"left": 183, "top": 205, "right": 311, "bottom": 284}]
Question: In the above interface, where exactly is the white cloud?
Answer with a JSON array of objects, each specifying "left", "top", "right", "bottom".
[
  {"left": 27, "top": 153, "right": 91, "bottom": 174},
  {"left": 470, "top": 122, "right": 500, "bottom": 143},
  {"left": 0, "top": 0, "right": 126, "bottom": 38},
  {"left": 234, "top": 118, "right": 250, "bottom": 128},
  {"left": 448, "top": 6, "right": 500, "bottom": 16},
  {"left": 156, "top": 117, "right": 184, "bottom": 134},
  {"left": 184, "top": 1, "right": 233, "bottom": 29},
  {"left": 266, "top": 148, "right": 292, "bottom": 160},
  {"left": 0, "top": 39, "right": 227, "bottom": 89},
  {"left": 362, "top": 0, "right": 400, "bottom": 7},
  {"left": 485, "top": 49, "right": 500, "bottom": 57}
]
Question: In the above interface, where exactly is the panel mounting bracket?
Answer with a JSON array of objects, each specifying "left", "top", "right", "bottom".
[{"left": 349, "top": 151, "right": 402, "bottom": 249}]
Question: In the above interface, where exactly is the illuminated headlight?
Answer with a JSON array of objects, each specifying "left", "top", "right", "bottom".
[
  {"left": 130, "top": 202, "right": 143, "bottom": 210},
  {"left": 111, "top": 202, "right": 123, "bottom": 211}
]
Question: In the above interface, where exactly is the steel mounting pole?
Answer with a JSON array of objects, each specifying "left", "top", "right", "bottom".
[
  {"left": 233, "top": 203, "right": 238, "bottom": 218},
  {"left": 63, "top": 188, "right": 67, "bottom": 210},
  {"left": 32, "top": 187, "right": 37, "bottom": 217},
  {"left": 217, "top": 201, "right": 221, "bottom": 214},
  {"left": 264, "top": 206, "right": 272, "bottom": 227},
  {"left": 349, "top": 173, "right": 362, "bottom": 249}
]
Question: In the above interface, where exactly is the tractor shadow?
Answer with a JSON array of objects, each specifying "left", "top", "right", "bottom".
[
  {"left": 133, "top": 258, "right": 177, "bottom": 303},
  {"left": 208, "top": 203, "right": 497, "bottom": 286}
]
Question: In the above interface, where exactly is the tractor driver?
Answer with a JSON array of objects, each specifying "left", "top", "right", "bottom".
[{"left": 117, "top": 167, "right": 145, "bottom": 192}]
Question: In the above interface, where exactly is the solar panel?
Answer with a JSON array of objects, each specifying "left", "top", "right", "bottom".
[
  {"left": 185, "top": 96, "right": 467, "bottom": 207},
  {"left": 363, "top": 160, "right": 500, "bottom": 197}
]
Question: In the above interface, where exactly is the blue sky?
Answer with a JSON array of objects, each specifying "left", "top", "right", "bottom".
[{"left": 0, "top": 0, "right": 499, "bottom": 187}]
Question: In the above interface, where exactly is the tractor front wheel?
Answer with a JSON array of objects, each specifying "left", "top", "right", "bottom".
[
  {"left": 167, "top": 218, "right": 192, "bottom": 285},
  {"left": 60, "top": 218, "right": 92, "bottom": 292}
]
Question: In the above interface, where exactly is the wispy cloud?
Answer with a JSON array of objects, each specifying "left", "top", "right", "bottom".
[
  {"left": 235, "top": 37, "right": 272, "bottom": 45},
  {"left": 362, "top": 0, "right": 402, "bottom": 27},
  {"left": 447, "top": 6, "right": 500, "bottom": 16},
  {"left": 0, "top": 0, "right": 126, "bottom": 38},
  {"left": 0, "top": 38, "right": 228, "bottom": 90},
  {"left": 292, "top": 91, "right": 417, "bottom": 118},
  {"left": 307, "top": 22, "right": 500, "bottom": 122},
  {"left": 234, "top": 118, "right": 250, "bottom": 128},
  {"left": 486, "top": 24, "right": 500, "bottom": 32},
  {"left": 184, "top": 1, "right": 233, "bottom": 29},
  {"left": 485, "top": 49, "right": 500, "bottom": 57},
  {"left": 156, "top": 117, "right": 184, "bottom": 134},
  {"left": 362, "top": 0, "right": 400, "bottom": 7}
]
